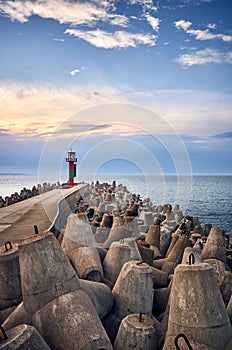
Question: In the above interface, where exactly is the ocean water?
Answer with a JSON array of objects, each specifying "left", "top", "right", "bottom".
[{"left": 0, "top": 174, "right": 231, "bottom": 236}]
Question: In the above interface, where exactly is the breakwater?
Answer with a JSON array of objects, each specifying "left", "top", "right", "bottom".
[
  {"left": 0, "top": 182, "right": 61, "bottom": 207},
  {"left": 0, "top": 180, "right": 231, "bottom": 349}
]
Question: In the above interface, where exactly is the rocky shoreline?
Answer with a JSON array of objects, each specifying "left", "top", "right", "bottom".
[{"left": 0, "top": 180, "right": 231, "bottom": 349}]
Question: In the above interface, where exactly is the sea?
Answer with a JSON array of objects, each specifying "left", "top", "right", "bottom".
[{"left": 0, "top": 174, "right": 231, "bottom": 238}]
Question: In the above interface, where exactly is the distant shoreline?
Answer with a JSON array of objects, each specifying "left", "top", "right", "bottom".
[{"left": 0, "top": 173, "right": 28, "bottom": 176}]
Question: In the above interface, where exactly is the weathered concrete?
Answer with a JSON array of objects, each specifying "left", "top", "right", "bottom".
[
  {"left": 103, "top": 241, "right": 131, "bottom": 288},
  {"left": 122, "top": 238, "right": 141, "bottom": 260},
  {"left": 94, "top": 227, "right": 110, "bottom": 244},
  {"left": 114, "top": 314, "right": 158, "bottom": 350},
  {"left": 33, "top": 290, "right": 112, "bottom": 350},
  {"left": 167, "top": 262, "right": 232, "bottom": 349},
  {"left": 151, "top": 266, "right": 169, "bottom": 288},
  {"left": 201, "top": 227, "right": 227, "bottom": 262},
  {"left": 0, "top": 324, "right": 51, "bottom": 349},
  {"left": 18, "top": 231, "right": 80, "bottom": 314},
  {"left": 112, "top": 261, "right": 154, "bottom": 320},
  {"left": 61, "top": 213, "right": 96, "bottom": 258},
  {"left": 154, "top": 234, "right": 192, "bottom": 274},
  {"left": 0, "top": 306, "right": 16, "bottom": 325},
  {"left": 103, "top": 225, "right": 138, "bottom": 249},
  {"left": 181, "top": 246, "right": 202, "bottom": 264},
  {"left": 163, "top": 336, "right": 215, "bottom": 350},
  {"left": 79, "top": 279, "right": 114, "bottom": 319},
  {"left": 103, "top": 261, "right": 154, "bottom": 343},
  {"left": 0, "top": 243, "right": 22, "bottom": 310},
  {"left": 219, "top": 271, "right": 232, "bottom": 304},
  {"left": 203, "top": 258, "right": 226, "bottom": 284},
  {"left": 227, "top": 294, "right": 232, "bottom": 324},
  {"left": 153, "top": 279, "right": 173, "bottom": 316},
  {"left": 145, "top": 224, "right": 160, "bottom": 248},
  {"left": 1, "top": 302, "right": 32, "bottom": 331},
  {"left": 71, "top": 246, "right": 103, "bottom": 282}
]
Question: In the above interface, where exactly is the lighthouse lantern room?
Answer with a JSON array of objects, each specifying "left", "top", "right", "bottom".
[{"left": 66, "top": 150, "right": 77, "bottom": 187}]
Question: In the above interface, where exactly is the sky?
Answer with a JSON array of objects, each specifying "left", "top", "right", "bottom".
[{"left": 0, "top": 0, "right": 231, "bottom": 177}]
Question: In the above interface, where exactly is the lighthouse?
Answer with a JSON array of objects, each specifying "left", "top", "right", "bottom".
[{"left": 66, "top": 150, "right": 77, "bottom": 187}]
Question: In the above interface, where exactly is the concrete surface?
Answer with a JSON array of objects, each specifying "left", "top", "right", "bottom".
[{"left": 0, "top": 185, "right": 86, "bottom": 245}]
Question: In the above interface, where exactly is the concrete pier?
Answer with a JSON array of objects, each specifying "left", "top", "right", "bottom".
[{"left": 0, "top": 184, "right": 87, "bottom": 245}]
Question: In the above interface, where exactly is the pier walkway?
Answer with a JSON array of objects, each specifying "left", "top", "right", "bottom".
[{"left": 0, "top": 184, "right": 86, "bottom": 245}]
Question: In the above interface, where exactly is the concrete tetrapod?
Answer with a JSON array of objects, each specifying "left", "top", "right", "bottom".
[
  {"left": 162, "top": 335, "right": 215, "bottom": 350},
  {"left": 181, "top": 246, "right": 202, "bottom": 264},
  {"left": 0, "top": 243, "right": 22, "bottom": 310},
  {"left": 18, "top": 231, "right": 80, "bottom": 314},
  {"left": 103, "top": 224, "right": 137, "bottom": 249},
  {"left": 0, "top": 324, "right": 51, "bottom": 350},
  {"left": 70, "top": 246, "right": 103, "bottom": 282},
  {"left": 0, "top": 307, "right": 16, "bottom": 326},
  {"left": 227, "top": 294, "right": 232, "bottom": 324},
  {"left": 103, "top": 260, "right": 154, "bottom": 342},
  {"left": 1, "top": 303, "right": 32, "bottom": 331},
  {"left": 201, "top": 227, "right": 227, "bottom": 263},
  {"left": 112, "top": 261, "right": 154, "bottom": 320},
  {"left": 166, "top": 262, "right": 232, "bottom": 349},
  {"left": 114, "top": 313, "right": 158, "bottom": 350},
  {"left": 103, "top": 241, "right": 131, "bottom": 288},
  {"left": 154, "top": 235, "right": 192, "bottom": 274},
  {"left": 61, "top": 213, "right": 96, "bottom": 258},
  {"left": 219, "top": 271, "right": 232, "bottom": 304},
  {"left": 33, "top": 290, "right": 112, "bottom": 350},
  {"left": 123, "top": 238, "right": 141, "bottom": 260},
  {"left": 79, "top": 279, "right": 114, "bottom": 319},
  {"left": 145, "top": 224, "right": 160, "bottom": 248}
]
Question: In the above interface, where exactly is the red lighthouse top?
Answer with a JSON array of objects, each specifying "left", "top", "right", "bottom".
[{"left": 66, "top": 150, "right": 77, "bottom": 162}]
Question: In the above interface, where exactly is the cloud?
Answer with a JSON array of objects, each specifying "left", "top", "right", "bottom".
[
  {"left": 0, "top": 81, "right": 125, "bottom": 138},
  {"left": 53, "top": 38, "right": 64, "bottom": 42},
  {"left": 174, "top": 19, "right": 232, "bottom": 42},
  {"left": 225, "top": 52, "right": 232, "bottom": 63},
  {"left": 175, "top": 48, "right": 232, "bottom": 66},
  {"left": 64, "top": 28, "right": 157, "bottom": 49},
  {"left": 187, "top": 29, "right": 232, "bottom": 42},
  {"left": 211, "top": 132, "right": 232, "bottom": 139},
  {"left": 174, "top": 20, "right": 192, "bottom": 31},
  {"left": 207, "top": 23, "right": 217, "bottom": 29},
  {"left": 69, "top": 69, "right": 80, "bottom": 76},
  {"left": 1, "top": 81, "right": 231, "bottom": 141},
  {"left": 130, "top": 0, "right": 158, "bottom": 11},
  {"left": 0, "top": 0, "right": 114, "bottom": 26},
  {"left": 146, "top": 15, "right": 160, "bottom": 32},
  {"left": 126, "top": 88, "right": 232, "bottom": 137},
  {"left": 109, "top": 14, "right": 129, "bottom": 27}
]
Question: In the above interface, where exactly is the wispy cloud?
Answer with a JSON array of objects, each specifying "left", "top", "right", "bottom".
[
  {"left": 0, "top": 81, "right": 231, "bottom": 140},
  {"left": 109, "top": 14, "right": 129, "bottom": 27},
  {"left": 0, "top": 0, "right": 114, "bottom": 26},
  {"left": 130, "top": 0, "right": 158, "bottom": 12},
  {"left": 64, "top": 28, "right": 157, "bottom": 49},
  {"left": 174, "top": 19, "right": 232, "bottom": 42},
  {"left": 145, "top": 14, "right": 160, "bottom": 32},
  {"left": 175, "top": 48, "right": 232, "bottom": 66},
  {"left": 69, "top": 69, "right": 80, "bottom": 76},
  {"left": 53, "top": 38, "right": 64, "bottom": 42},
  {"left": 0, "top": 81, "right": 125, "bottom": 138}
]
